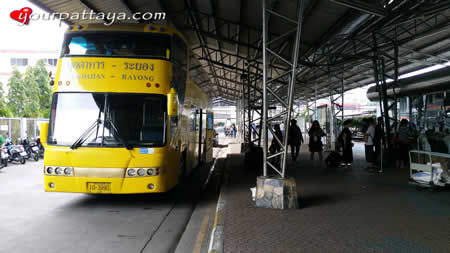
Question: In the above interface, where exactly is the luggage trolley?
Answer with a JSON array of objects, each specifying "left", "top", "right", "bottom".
[{"left": 409, "top": 150, "right": 450, "bottom": 189}]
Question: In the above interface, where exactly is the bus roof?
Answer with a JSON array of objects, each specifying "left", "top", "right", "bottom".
[{"left": 66, "top": 24, "right": 189, "bottom": 46}]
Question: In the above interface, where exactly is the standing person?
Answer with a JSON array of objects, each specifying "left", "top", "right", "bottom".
[
  {"left": 374, "top": 117, "right": 385, "bottom": 172},
  {"left": 340, "top": 119, "right": 353, "bottom": 170},
  {"left": 269, "top": 124, "right": 283, "bottom": 167},
  {"left": 0, "top": 133, "right": 6, "bottom": 167},
  {"left": 288, "top": 119, "right": 303, "bottom": 162},
  {"left": 0, "top": 134, "right": 5, "bottom": 148},
  {"left": 397, "top": 119, "right": 411, "bottom": 169},
  {"left": 364, "top": 118, "right": 376, "bottom": 172},
  {"left": 231, "top": 124, "right": 237, "bottom": 138},
  {"left": 308, "top": 120, "right": 325, "bottom": 162},
  {"left": 252, "top": 123, "right": 257, "bottom": 139}
]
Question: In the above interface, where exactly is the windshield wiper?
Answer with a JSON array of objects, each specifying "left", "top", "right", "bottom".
[
  {"left": 71, "top": 119, "right": 102, "bottom": 149},
  {"left": 104, "top": 119, "right": 133, "bottom": 150}
]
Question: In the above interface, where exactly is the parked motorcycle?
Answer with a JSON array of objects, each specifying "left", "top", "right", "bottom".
[
  {"left": 20, "top": 138, "right": 39, "bottom": 161},
  {"left": 5, "top": 139, "right": 26, "bottom": 164},
  {"left": 35, "top": 137, "right": 44, "bottom": 158}
]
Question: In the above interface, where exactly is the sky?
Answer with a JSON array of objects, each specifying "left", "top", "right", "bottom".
[{"left": 0, "top": 0, "right": 67, "bottom": 51}]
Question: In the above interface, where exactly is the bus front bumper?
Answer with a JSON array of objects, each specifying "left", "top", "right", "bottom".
[{"left": 44, "top": 175, "right": 172, "bottom": 194}]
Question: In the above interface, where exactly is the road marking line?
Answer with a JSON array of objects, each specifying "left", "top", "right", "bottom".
[
  {"left": 193, "top": 214, "right": 210, "bottom": 253},
  {"left": 208, "top": 191, "right": 225, "bottom": 253}
]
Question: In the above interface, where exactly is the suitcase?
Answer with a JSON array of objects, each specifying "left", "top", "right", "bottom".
[{"left": 244, "top": 146, "right": 263, "bottom": 172}]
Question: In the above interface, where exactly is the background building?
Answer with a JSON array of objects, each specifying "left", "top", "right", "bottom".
[{"left": 0, "top": 49, "right": 59, "bottom": 86}]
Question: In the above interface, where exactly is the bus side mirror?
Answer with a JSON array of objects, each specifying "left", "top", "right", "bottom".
[
  {"left": 168, "top": 88, "right": 178, "bottom": 116},
  {"left": 40, "top": 122, "right": 49, "bottom": 148}
]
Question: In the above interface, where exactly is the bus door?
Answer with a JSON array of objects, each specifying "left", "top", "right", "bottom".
[
  {"left": 198, "top": 109, "right": 203, "bottom": 165},
  {"left": 202, "top": 111, "right": 208, "bottom": 162},
  {"left": 205, "top": 113, "right": 214, "bottom": 163}
]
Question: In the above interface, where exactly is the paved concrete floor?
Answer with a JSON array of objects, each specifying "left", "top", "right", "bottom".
[
  {"left": 0, "top": 157, "right": 213, "bottom": 253},
  {"left": 221, "top": 143, "right": 450, "bottom": 253},
  {"left": 174, "top": 139, "right": 233, "bottom": 253}
]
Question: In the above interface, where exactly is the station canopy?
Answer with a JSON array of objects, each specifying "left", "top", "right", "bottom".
[{"left": 30, "top": 0, "right": 450, "bottom": 105}]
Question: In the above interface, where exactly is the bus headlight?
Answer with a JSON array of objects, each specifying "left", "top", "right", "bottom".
[
  {"left": 128, "top": 168, "right": 136, "bottom": 177},
  {"left": 147, "top": 168, "right": 154, "bottom": 176},
  {"left": 46, "top": 167, "right": 53, "bottom": 174},
  {"left": 64, "top": 167, "right": 72, "bottom": 175},
  {"left": 137, "top": 168, "right": 145, "bottom": 176},
  {"left": 55, "top": 167, "right": 62, "bottom": 175}
]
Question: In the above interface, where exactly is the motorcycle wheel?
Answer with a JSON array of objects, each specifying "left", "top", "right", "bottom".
[
  {"left": 33, "top": 153, "right": 39, "bottom": 161},
  {"left": 20, "top": 157, "right": 26, "bottom": 164}
]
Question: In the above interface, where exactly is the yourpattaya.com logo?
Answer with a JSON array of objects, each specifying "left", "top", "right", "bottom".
[{"left": 10, "top": 7, "right": 166, "bottom": 26}]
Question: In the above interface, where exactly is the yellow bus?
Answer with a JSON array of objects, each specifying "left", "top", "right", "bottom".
[{"left": 40, "top": 24, "right": 214, "bottom": 194}]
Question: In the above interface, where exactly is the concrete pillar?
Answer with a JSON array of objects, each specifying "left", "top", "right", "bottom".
[{"left": 20, "top": 118, "right": 27, "bottom": 140}]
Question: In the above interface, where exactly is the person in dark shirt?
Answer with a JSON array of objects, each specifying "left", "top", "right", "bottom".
[
  {"left": 270, "top": 124, "right": 283, "bottom": 167},
  {"left": 271, "top": 124, "right": 283, "bottom": 152},
  {"left": 396, "top": 119, "right": 412, "bottom": 169},
  {"left": 288, "top": 119, "right": 303, "bottom": 162},
  {"left": 309, "top": 120, "right": 325, "bottom": 162},
  {"left": 231, "top": 124, "right": 237, "bottom": 138},
  {"left": 374, "top": 117, "right": 385, "bottom": 172},
  {"left": 340, "top": 119, "right": 353, "bottom": 170}
]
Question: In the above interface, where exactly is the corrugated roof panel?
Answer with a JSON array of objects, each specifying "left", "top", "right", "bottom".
[
  {"left": 302, "top": 0, "right": 348, "bottom": 46},
  {"left": 84, "top": 0, "right": 136, "bottom": 23},
  {"left": 37, "top": 0, "right": 101, "bottom": 24}
]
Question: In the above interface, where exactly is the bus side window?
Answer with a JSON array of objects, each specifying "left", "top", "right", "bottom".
[
  {"left": 190, "top": 107, "right": 197, "bottom": 132},
  {"left": 207, "top": 114, "right": 213, "bottom": 130},
  {"left": 172, "top": 35, "right": 187, "bottom": 105},
  {"left": 141, "top": 99, "right": 165, "bottom": 144}
]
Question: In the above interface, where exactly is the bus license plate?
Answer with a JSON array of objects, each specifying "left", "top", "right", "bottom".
[{"left": 87, "top": 182, "right": 111, "bottom": 193}]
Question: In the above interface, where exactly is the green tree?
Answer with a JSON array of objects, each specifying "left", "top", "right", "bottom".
[
  {"left": 33, "top": 60, "right": 51, "bottom": 118},
  {"left": 7, "top": 68, "right": 28, "bottom": 117},
  {"left": 0, "top": 82, "right": 10, "bottom": 117},
  {"left": 22, "top": 65, "right": 41, "bottom": 117},
  {"left": 7, "top": 60, "right": 52, "bottom": 118}
]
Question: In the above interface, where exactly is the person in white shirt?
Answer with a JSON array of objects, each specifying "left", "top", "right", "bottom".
[{"left": 364, "top": 118, "right": 376, "bottom": 171}]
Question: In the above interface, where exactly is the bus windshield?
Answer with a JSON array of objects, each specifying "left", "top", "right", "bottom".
[
  {"left": 48, "top": 93, "right": 167, "bottom": 148},
  {"left": 61, "top": 32, "right": 171, "bottom": 59}
]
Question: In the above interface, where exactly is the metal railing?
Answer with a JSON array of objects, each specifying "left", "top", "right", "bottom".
[{"left": 0, "top": 117, "right": 48, "bottom": 144}]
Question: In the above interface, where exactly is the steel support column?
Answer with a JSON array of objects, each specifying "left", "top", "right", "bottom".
[
  {"left": 247, "top": 62, "right": 252, "bottom": 143},
  {"left": 262, "top": 0, "right": 305, "bottom": 177},
  {"left": 328, "top": 74, "right": 345, "bottom": 152},
  {"left": 372, "top": 33, "right": 399, "bottom": 158}
]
